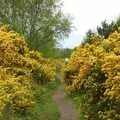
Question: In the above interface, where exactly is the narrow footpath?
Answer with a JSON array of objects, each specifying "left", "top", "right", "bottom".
[{"left": 53, "top": 87, "right": 77, "bottom": 120}]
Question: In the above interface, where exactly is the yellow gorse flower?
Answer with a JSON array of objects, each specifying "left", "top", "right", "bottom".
[
  {"left": 64, "top": 32, "right": 120, "bottom": 101},
  {"left": 0, "top": 25, "right": 57, "bottom": 113}
]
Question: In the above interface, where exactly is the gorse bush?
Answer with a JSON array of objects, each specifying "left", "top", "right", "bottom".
[
  {"left": 0, "top": 25, "right": 57, "bottom": 117},
  {"left": 0, "top": 25, "right": 34, "bottom": 114},
  {"left": 29, "top": 51, "right": 57, "bottom": 83},
  {"left": 63, "top": 32, "right": 120, "bottom": 120}
]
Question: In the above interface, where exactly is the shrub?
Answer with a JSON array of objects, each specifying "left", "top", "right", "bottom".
[
  {"left": 63, "top": 32, "right": 120, "bottom": 120},
  {"left": 0, "top": 25, "right": 57, "bottom": 117}
]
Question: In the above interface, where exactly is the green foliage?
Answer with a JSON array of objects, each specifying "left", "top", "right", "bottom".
[
  {"left": 0, "top": 0, "right": 72, "bottom": 56},
  {"left": 82, "top": 29, "right": 96, "bottom": 45},
  {"left": 83, "top": 16, "right": 120, "bottom": 45},
  {"left": 59, "top": 48, "right": 72, "bottom": 58},
  {"left": 97, "top": 17, "right": 120, "bottom": 39},
  {"left": 51, "top": 48, "right": 72, "bottom": 58},
  {"left": 97, "top": 20, "right": 115, "bottom": 38}
]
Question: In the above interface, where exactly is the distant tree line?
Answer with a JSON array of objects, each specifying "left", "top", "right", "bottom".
[{"left": 51, "top": 48, "right": 72, "bottom": 58}]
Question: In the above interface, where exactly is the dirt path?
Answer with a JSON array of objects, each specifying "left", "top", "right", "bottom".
[{"left": 53, "top": 87, "right": 77, "bottom": 120}]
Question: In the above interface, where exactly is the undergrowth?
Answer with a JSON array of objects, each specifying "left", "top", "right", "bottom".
[{"left": 13, "top": 82, "right": 60, "bottom": 120}]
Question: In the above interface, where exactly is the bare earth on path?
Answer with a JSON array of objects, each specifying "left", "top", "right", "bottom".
[{"left": 53, "top": 87, "right": 77, "bottom": 120}]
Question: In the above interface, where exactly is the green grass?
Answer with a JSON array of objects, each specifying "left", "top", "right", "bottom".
[{"left": 14, "top": 82, "right": 60, "bottom": 120}]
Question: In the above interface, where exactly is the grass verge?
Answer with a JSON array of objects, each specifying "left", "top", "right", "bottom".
[{"left": 14, "top": 82, "right": 60, "bottom": 120}]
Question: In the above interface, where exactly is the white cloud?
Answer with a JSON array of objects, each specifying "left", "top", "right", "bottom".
[{"left": 61, "top": 0, "right": 120, "bottom": 48}]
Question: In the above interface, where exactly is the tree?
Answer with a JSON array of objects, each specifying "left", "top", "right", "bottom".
[
  {"left": 0, "top": 0, "right": 72, "bottom": 56},
  {"left": 82, "top": 29, "right": 95, "bottom": 45},
  {"left": 97, "top": 20, "right": 115, "bottom": 38},
  {"left": 83, "top": 17, "right": 120, "bottom": 45}
]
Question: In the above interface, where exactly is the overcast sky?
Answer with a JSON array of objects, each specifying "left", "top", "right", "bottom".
[{"left": 61, "top": 0, "right": 120, "bottom": 48}]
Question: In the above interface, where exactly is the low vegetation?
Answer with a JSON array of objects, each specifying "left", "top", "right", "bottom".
[
  {"left": 63, "top": 32, "right": 120, "bottom": 120},
  {"left": 0, "top": 25, "right": 59, "bottom": 120},
  {"left": 13, "top": 83, "right": 59, "bottom": 120}
]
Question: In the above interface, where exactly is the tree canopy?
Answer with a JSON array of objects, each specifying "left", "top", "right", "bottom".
[{"left": 0, "top": 0, "right": 72, "bottom": 56}]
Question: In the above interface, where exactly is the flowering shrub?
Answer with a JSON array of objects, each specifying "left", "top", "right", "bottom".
[
  {"left": 64, "top": 33, "right": 120, "bottom": 120},
  {"left": 0, "top": 25, "right": 57, "bottom": 115},
  {"left": 28, "top": 51, "right": 57, "bottom": 83}
]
